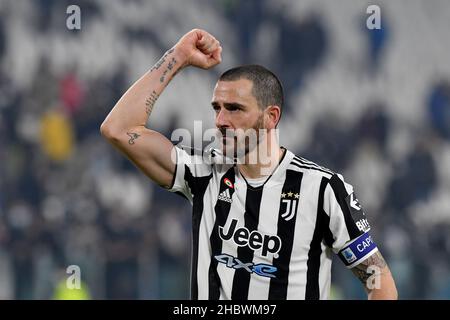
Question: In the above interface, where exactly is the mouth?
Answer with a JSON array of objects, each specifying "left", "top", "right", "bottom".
[
  {"left": 221, "top": 136, "right": 236, "bottom": 146},
  {"left": 217, "top": 129, "right": 235, "bottom": 143}
]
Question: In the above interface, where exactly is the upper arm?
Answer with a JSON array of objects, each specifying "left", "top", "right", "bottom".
[
  {"left": 323, "top": 174, "right": 397, "bottom": 298},
  {"left": 323, "top": 174, "right": 377, "bottom": 268},
  {"left": 324, "top": 173, "right": 371, "bottom": 255},
  {"left": 103, "top": 125, "right": 176, "bottom": 189}
]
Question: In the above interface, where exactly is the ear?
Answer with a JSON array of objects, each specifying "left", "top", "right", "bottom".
[{"left": 264, "top": 105, "right": 281, "bottom": 129}]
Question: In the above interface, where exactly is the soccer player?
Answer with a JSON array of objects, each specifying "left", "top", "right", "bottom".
[{"left": 100, "top": 29, "right": 397, "bottom": 300}]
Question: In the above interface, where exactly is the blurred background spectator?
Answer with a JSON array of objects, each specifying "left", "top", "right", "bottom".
[{"left": 0, "top": 0, "right": 449, "bottom": 299}]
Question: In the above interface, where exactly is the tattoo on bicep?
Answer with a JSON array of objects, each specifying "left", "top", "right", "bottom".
[
  {"left": 351, "top": 251, "right": 387, "bottom": 289},
  {"left": 145, "top": 90, "right": 159, "bottom": 115},
  {"left": 126, "top": 132, "right": 140, "bottom": 145}
]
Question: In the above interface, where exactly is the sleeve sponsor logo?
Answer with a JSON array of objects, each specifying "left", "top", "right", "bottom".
[
  {"left": 345, "top": 192, "right": 371, "bottom": 232},
  {"left": 356, "top": 218, "right": 370, "bottom": 233}
]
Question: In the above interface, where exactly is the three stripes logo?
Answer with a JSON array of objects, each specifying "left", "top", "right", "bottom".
[
  {"left": 280, "top": 191, "right": 299, "bottom": 221},
  {"left": 218, "top": 189, "right": 233, "bottom": 203}
]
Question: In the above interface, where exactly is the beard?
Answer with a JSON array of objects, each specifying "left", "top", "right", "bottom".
[{"left": 218, "top": 114, "right": 266, "bottom": 162}]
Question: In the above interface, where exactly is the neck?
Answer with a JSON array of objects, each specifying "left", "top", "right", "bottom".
[{"left": 238, "top": 131, "right": 284, "bottom": 179}]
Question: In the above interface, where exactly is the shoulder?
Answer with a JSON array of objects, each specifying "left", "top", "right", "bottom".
[
  {"left": 204, "top": 147, "right": 235, "bottom": 173},
  {"left": 174, "top": 144, "right": 222, "bottom": 165},
  {"left": 287, "top": 152, "right": 336, "bottom": 180},
  {"left": 286, "top": 154, "right": 354, "bottom": 192}
]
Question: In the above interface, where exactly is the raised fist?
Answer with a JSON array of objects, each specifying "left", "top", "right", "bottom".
[{"left": 174, "top": 29, "right": 222, "bottom": 69}]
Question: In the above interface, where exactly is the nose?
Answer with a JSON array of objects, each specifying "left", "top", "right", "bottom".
[{"left": 215, "top": 108, "right": 230, "bottom": 129}]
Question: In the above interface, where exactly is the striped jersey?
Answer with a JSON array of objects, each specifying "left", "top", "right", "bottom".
[{"left": 169, "top": 146, "right": 376, "bottom": 300}]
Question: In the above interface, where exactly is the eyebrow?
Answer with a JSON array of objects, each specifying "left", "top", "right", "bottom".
[{"left": 211, "top": 102, "right": 246, "bottom": 109}]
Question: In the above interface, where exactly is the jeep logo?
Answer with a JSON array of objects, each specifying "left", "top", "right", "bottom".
[{"left": 219, "top": 219, "right": 281, "bottom": 258}]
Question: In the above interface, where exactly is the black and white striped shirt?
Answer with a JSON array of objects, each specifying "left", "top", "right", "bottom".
[{"left": 169, "top": 146, "right": 376, "bottom": 300}]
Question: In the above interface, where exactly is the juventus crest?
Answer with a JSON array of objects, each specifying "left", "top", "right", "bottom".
[{"left": 280, "top": 191, "right": 300, "bottom": 221}]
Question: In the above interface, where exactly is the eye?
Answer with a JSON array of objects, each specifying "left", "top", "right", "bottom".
[
  {"left": 212, "top": 105, "right": 220, "bottom": 113},
  {"left": 226, "top": 104, "right": 242, "bottom": 112}
]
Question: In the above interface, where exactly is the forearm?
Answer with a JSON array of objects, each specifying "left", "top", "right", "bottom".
[
  {"left": 101, "top": 47, "right": 186, "bottom": 137},
  {"left": 351, "top": 251, "right": 398, "bottom": 300},
  {"left": 368, "top": 268, "right": 398, "bottom": 300}
]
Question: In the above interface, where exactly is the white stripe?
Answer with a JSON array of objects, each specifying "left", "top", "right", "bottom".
[
  {"left": 291, "top": 159, "right": 333, "bottom": 177},
  {"left": 289, "top": 163, "right": 333, "bottom": 180},
  {"left": 247, "top": 181, "right": 284, "bottom": 299},
  {"left": 323, "top": 182, "right": 352, "bottom": 254},
  {"left": 294, "top": 157, "right": 333, "bottom": 174},
  {"left": 287, "top": 172, "right": 322, "bottom": 299},
  {"left": 318, "top": 244, "right": 333, "bottom": 299},
  {"left": 196, "top": 183, "right": 215, "bottom": 299}
]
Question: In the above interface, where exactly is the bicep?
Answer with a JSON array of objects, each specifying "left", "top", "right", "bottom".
[{"left": 110, "top": 126, "right": 176, "bottom": 188}]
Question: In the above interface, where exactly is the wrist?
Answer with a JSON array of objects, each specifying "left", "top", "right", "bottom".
[{"left": 171, "top": 46, "right": 190, "bottom": 70}]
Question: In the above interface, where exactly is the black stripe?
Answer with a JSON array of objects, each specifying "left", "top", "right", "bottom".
[
  {"left": 231, "top": 186, "right": 264, "bottom": 300},
  {"left": 291, "top": 160, "right": 332, "bottom": 175},
  {"left": 292, "top": 158, "right": 332, "bottom": 174},
  {"left": 305, "top": 177, "right": 329, "bottom": 299},
  {"left": 208, "top": 167, "right": 236, "bottom": 300},
  {"left": 268, "top": 170, "right": 304, "bottom": 299},
  {"left": 328, "top": 174, "right": 362, "bottom": 239},
  {"left": 293, "top": 157, "right": 333, "bottom": 174},
  {"left": 184, "top": 165, "right": 213, "bottom": 300},
  {"left": 294, "top": 156, "right": 333, "bottom": 172}
]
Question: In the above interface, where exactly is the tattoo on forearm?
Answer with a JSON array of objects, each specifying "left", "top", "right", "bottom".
[
  {"left": 351, "top": 251, "right": 387, "bottom": 289},
  {"left": 145, "top": 90, "right": 159, "bottom": 115},
  {"left": 159, "top": 57, "right": 177, "bottom": 83},
  {"left": 150, "top": 48, "right": 174, "bottom": 73},
  {"left": 126, "top": 132, "right": 140, "bottom": 145},
  {"left": 144, "top": 48, "right": 178, "bottom": 117},
  {"left": 149, "top": 47, "right": 179, "bottom": 83}
]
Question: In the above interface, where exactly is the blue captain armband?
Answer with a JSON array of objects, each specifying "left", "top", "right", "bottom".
[{"left": 338, "top": 232, "right": 378, "bottom": 268}]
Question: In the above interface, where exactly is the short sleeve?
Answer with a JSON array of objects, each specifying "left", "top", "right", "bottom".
[
  {"left": 324, "top": 174, "right": 378, "bottom": 268},
  {"left": 167, "top": 145, "right": 213, "bottom": 203}
]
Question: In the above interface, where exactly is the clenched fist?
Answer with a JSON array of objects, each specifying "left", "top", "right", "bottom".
[{"left": 174, "top": 29, "right": 222, "bottom": 69}]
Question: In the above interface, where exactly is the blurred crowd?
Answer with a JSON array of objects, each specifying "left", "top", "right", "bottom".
[{"left": 0, "top": 0, "right": 449, "bottom": 299}]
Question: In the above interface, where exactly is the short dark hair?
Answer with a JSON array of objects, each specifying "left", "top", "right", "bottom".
[{"left": 219, "top": 64, "right": 284, "bottom": 114}]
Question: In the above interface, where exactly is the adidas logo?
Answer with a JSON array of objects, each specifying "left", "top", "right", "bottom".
[{"left": 218, "top": 189, "right": 233, "bottom": 203}]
